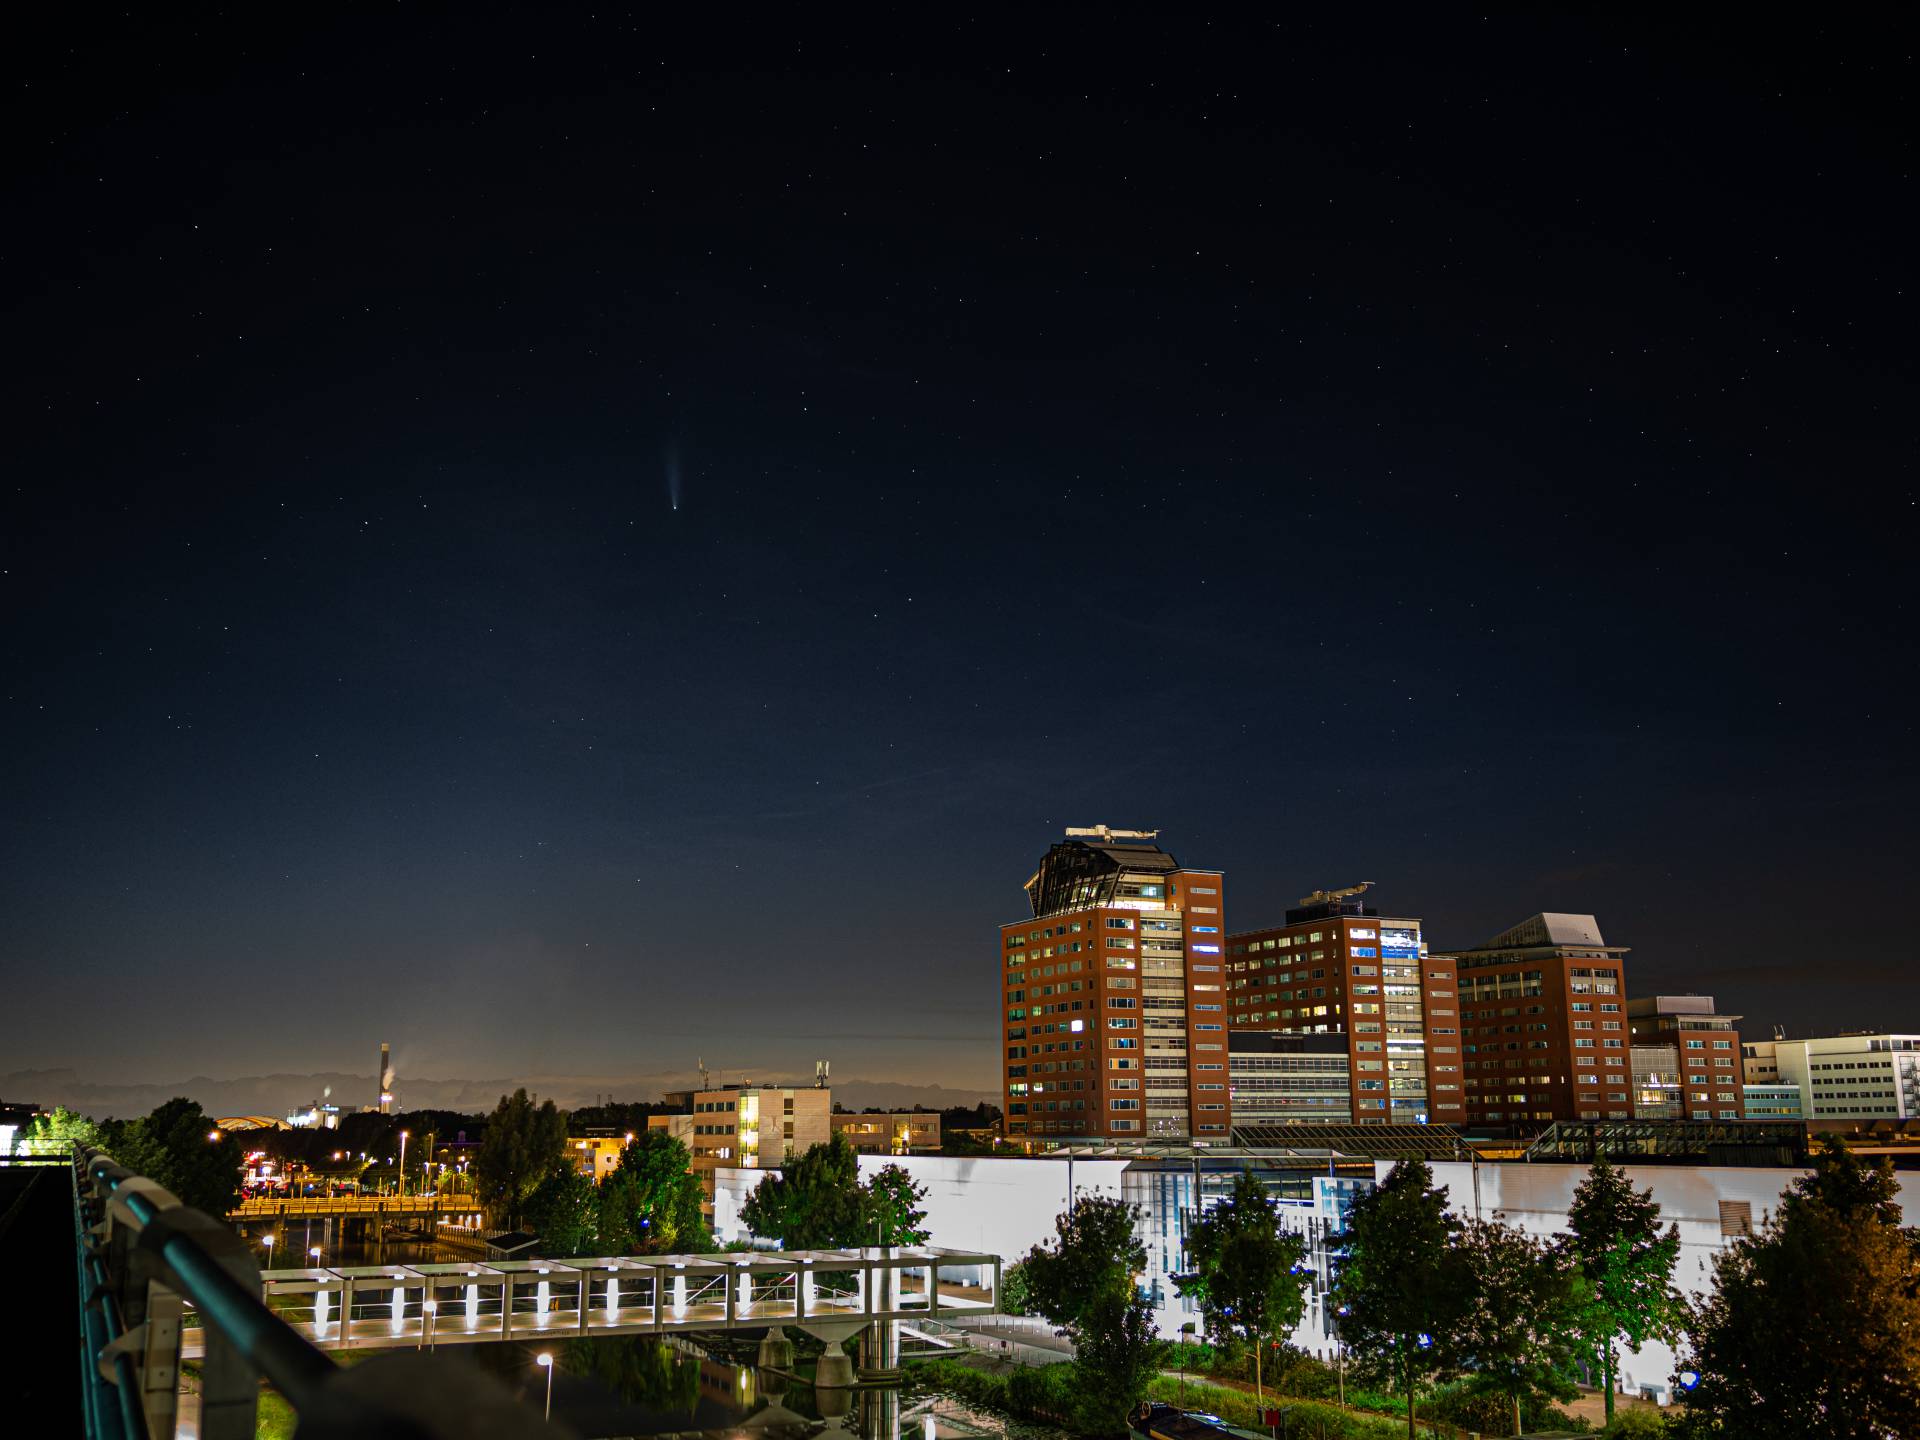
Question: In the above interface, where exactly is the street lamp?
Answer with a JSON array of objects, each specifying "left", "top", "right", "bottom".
[
  {"left": 536, "top": 1352, "right": 554, "bottom": 1420},
  {"left": 398, "top": 1131, "right": 410, "bottom": 1199},
  {"left": 422, "top": 1299, "right": 438, "bottom": 1353},
  {"left": 310, "top": 1245, "right": 323, "bottom": 1269},
  {"left": 1334, "top": 1306, "right": 1349, "bottom": 1409},
  {"left": 262, "top": 1233, "right": 276, "bottom": 1270}
]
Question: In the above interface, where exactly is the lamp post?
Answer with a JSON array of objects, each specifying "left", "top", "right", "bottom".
[
  {"left": 1333, "top": 1305, "right": 1348, "bottom": 1409},
  {"left": 262, "top": 1233, "right": 276, "bottom": 1270},
  {"left": 537, "top": 1352, "right": 554, "bottom": 1420},
  {"left": 423, "top": 1299, "right": 438, "bottom": 1353},
  {"left": 398, "top": 1131, "right": 410, "bottom": 1200}
]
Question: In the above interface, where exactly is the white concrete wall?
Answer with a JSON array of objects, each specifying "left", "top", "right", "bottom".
[
  {"left": 710, "top": 1153, "right": 1132, "bottom": 1258},
  {"left": 1413, "top": 1159, "right": 1917, "bottom": 1403}
]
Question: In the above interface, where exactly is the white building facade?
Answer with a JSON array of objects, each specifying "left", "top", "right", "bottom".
[{"left": 715, "top": 1149, "right": 1915, "bottom": 1408}]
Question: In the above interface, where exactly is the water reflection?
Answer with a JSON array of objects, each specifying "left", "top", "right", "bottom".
[{"left": 476, "top": 1335, "right": 1067, "bottom": 1440}]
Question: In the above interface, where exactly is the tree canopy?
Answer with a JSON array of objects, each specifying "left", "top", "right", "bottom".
[
  {"left": 1175, "top": 1171, "right": 1310, "bottom": 1400},
  {"left": 1560, "top": 1158, "right": 1683, "bottom": 1425},
  {"left": 600, "top": 1130, "right": 709, "bottom": 1254},
  {"left": 1453, "top": 1218, "right": 1580, "bottom": 1437},
  {"left": 1331, "top": 1157, "right": 1464, "bottom": 1440},
  {"left": 1678, "top": 1139, "right": 1920, "bottom": 1440},
  {"left": 1021, "top": 1192, "right": 1148, "bottom": 1333},
  {"left": 738, "top": 1136, "right": 929, "bottom": 1249},
  {"left": 19, "top": 1106, "right": 100, "bottom": 1155},
  {"left": 472, "top": 1089, "right": 566, "bottom": 1231},
  {"left": 101, "top": 1098, "right": 243, "bottom": 1217},
  {"left": 523, "top": 1163, "right": 599, "bottom": 1257},
  {"left": 1019, "top": 1194, "right": 1157, "bottom": 1433}
]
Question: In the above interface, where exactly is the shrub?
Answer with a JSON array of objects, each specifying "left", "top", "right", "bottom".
[{"left": 1599, "top": 1409, "right": 1672, "bottom": 1439}]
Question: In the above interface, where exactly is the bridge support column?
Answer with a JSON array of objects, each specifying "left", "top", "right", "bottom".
[
  {"left": 814, "top": 1347, "right": 855, "bottom": 1388},
  {"left": 858, "top": 1320, "right": 900, "bottom": 1381},
  {"left": 756, "top": 1324, "right": 793, "bottom": 1369},
  {"left": 857, "top": 1251, "right": 900, "bottom": 1381}
]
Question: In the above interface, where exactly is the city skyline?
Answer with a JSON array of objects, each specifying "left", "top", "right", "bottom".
[{"left": 6, "top": 11, "right": 1916, "bottom": 1091}]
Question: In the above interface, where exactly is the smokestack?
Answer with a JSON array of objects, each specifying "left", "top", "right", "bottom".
[{"left": 378, "top": 1042, "right": 393, "bottom": 1114}]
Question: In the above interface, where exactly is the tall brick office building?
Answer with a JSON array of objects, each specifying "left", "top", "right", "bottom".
[
  {"left": 1001, "top": 827, "right": 1228, "bottom": 1144},
  {"left": 1442, "top": 913, "right": 1632, "bottom": 1125},
  {"left": 1227, "top": 884, "right": 1467, "bottom": 1126}
]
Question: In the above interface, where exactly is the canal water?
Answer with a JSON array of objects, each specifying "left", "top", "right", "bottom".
[{"left": 414, "top": 1336, "right": 1064, "bottom": 1440}]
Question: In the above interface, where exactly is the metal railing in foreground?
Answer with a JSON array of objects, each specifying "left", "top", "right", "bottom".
[{"left": 73, "top": 1145, "right": 554, "bottom": 1439}]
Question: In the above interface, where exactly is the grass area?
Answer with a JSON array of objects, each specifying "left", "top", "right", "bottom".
[
  {"left": 1144, "top": 1375, "right": 1414, "bottom": 1440},
  {"left": 180, "top": 1363, "right": 300, "bottom": 1440},
  {"left": 908, "top": 1357, "right": 1415, "bottom": 1440}
]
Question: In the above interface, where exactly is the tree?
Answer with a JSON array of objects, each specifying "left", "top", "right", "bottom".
[
  {"left": 1561, "top": 1159, "right": 1683, "bottom": 1425},
  {"left": 1021, "top": 1193, "right": 1147, "bottom": 1332},
  {"left": 1175, "top": 1171, "right": 1310, "bottom": 1405},
  {"left": 1071, "top": 1283, "right": 1162, "bottom": 1433},
  {"left": 108, "top": 1098, "right": 244, "bottom": 1217},
  {"left": 1020, "top": 1195, "right": 1156, "bottom": 1433},
  {"left": 600, "top": 1130, "right": 709, "bottom": 1254},
  {"left": 1677, "top": 1139, "right": 1920, "bottom": 1440},
  {"left": 523, "top": 1163, "right": 598, "bottom": 1257},
  {"left": 999, "top": 1258, "right": 1032, "bottom": 1316},
  {"left": 1330, "top": 1158, "right": 1464, "bottom": 1440},
  {"left": 740, "top": 1135, "right": 867, "bottom": 1248},
  {"left": 740, "top": 1138, "right": 930, "bottom": 1249},
  {"left": 1453, "top": 1219, "right": 1580, "bottom": 1437},
  {"left": 865, "top": 1164, "right": 930, "bottom": 1245},
  {"left": 19, "top": 1107, "right": 99, "bottom": 1155},
  {"left": 473, "top": 1089, "right": 566, "bottom": 1231}
]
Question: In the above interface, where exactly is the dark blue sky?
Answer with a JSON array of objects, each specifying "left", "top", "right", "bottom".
[{"left": 5, "top": 10, "right": 1915, "bottom": 1094}]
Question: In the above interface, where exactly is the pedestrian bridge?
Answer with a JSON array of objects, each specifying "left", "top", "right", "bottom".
[
  {"left": 183, "top": 1245, "right": 1002, "bottom": 1359},
  {"left": 227, "top": 1193, "right": 483, "bottom": 1221}
]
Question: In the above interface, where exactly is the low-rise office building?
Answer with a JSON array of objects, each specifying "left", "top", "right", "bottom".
[
  {"left": 832, "top": 1111, "right": 942, "bottom": 1154},
  {"left": 650, "top": 1084, "right": 833, "bottom": 1215},
  {"left": 1770, "top": 1034, "right": 1920, "bottom": 1122},
  {"left": 1626, "top": 995, "right": 1744, "bottom": 1121},
  {"left": 567, "top": 1134, "right": 629, "bottom": 1181}
]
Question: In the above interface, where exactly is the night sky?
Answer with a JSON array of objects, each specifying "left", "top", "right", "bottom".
[{"left": 6, "top": 11, "right": 1915, "bottom": 1099}]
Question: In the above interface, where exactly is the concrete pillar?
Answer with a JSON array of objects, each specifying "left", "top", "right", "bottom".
[
  {"left": 756, "top": 1325, "right": 794, "bottom": 1369},
  {"left": 815, "top": 1349, "right": 855, "bottom": 1388},
  {"left": 859, "top": 1319, "right": 900, "bottom": 1379},
  {"left": 799, "top": 1267, "right": 814, "bottom": 1319},
  {"left": 672, "top": 1272, "right": 687, "bottom": 1319}
]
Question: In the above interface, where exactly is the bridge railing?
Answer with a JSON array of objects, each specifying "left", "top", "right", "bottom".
[{"left": 72, "top": 1145, "right": 549, "bottom": 1439}]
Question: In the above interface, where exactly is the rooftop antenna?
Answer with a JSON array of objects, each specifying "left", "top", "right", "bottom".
[
  {"left": 1295, "top": 880, "right": 1376, "bottom": 908},
  {"left": 1064, "top": 824, "right": 1160, "bottom": 842},
  {"left": 697, "top": 1057, "right": 711, "bottom": 1092},
  {"left": 815, "top": 1060, "right": 830, "bottom": 1089}
]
